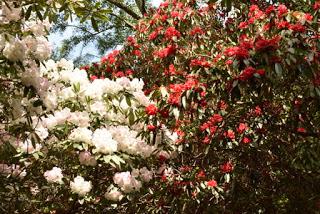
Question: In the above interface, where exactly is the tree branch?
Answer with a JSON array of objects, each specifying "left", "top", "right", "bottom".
[
  {"left": 104, "top": 0, "right": 142, "bottom": 20},
  {"left": 110, "top": 13, "right": 135, "bottom": 29}
]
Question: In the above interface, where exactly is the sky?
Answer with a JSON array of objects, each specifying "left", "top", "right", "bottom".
[{"left": 49, "top": 0, "right": 163, "bottom": 62}]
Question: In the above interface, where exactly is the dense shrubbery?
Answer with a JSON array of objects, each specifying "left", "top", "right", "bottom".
[
  {"left": 1, "top": 0, "right": 320, "bottom": 213},
  {"left": 85, "top": 0, "right": 320, "bottom": 212}
]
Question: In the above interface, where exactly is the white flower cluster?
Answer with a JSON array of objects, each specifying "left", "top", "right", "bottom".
[
  {"left": 108, "top": 126, "right": 156, "bottom": 158},
  {"left": 44, "top": 167, "right": 64, "bottom": 183},
  {"left": 112, "top": 168, "right": 153, "bottom": 194},
  {"left": 70, "top": 176, "right": 92, "bottom": 196},
  {"left": 0, "top": 2, "right": 21, "bottom": 23}
]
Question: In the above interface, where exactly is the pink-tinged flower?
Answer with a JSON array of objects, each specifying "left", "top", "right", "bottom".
[
  {"left": 207, "top": 180, "right": 217, "bottom": 187},
  {"left": 133, "top": 49, "right": 141, "bottom": 57},
  {"left": 297, "top": 127, "right": 306, "bottom": 133},
  {"left": 145, "top": 104, "right": 158, "bottom": 115},
  {"left": 220, "top": 161, "right": 233, "bottom": 173},
  {"left": 237, "top": 123, "right": 248, "bottom": 134},
  {"left": 277, "top": 4, "right": 288, "bottom": 17},
  {"left": 242, "top": 137, "right": 252, "bottom": 144}
]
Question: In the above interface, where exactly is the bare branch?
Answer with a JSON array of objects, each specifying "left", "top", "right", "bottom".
[{"left": 104, "top": 0, "right": 142, "bottom": 20}]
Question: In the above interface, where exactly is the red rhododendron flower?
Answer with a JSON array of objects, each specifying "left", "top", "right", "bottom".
[
  {"left": 314, "top": 2, "right": 320, "bottom": 10},
  {"left": 148, "top": 31, "right": 158, "bottom": 40},
  {"left": 277, "top": 4, "right": 288, "bottom": 17},
  {"left": 254, "top": 106, "right": 262, "bottom": 116},
  {"left": 147, "top": 125, "right": 156, "bottom": 131},
  {"left": 90, "top": 75, "right": 98, "bottom": 81},
  {"left": 210, "top": 114, "right": 223, "bottom": 124},
  {"left": 202, "top": 136, "right": 211, "bottom": 144},
  {"left": 297, "top": 127, "right": 307, "bottom": 133},
  {"left": 207, "top": 180, "right": 217, "bottom": 187},
  {"left": 256, "top": 69, "right": 265, "bottom": 76},
  {"left": 154, "top": 45, "right": 176, "bottom": 58},
  {"left": 224, "top": 46, "right": 249, "bottom": 59},
  {"left": 238, "top": 22, "right": 248, "bottom": 29},
  {"left": 239, "top": 66, "right": 256, "bottom": 81},
  {"left": 225, "top": 130, "right": 235, "bottom": 140},
  {"left": 190, "top": 26, "right": 204, "bottom": 36},
  {"left": 242, "top": 137, "right": 252, "bottom": 144},
  {"left": 237, "top": 123, "right": 248, "bottom": 134},
  {"left": 220, "top": 161, "right": 234, "bottom": 173},
  {"left": 289, "top": 23, "right": 306, "bottom": 33},
  {"left": 165, "top": 27, "right": 181, "bottom": 40},
  {"left": 196, "top": 170, "right": 206, "bottom": 179},
  {"left": 277, "top": 20, "right": 289, "bottom": 29},
  {"left": 145, "top": 104, "right": 158, "bottom": 115},
  {"left": 255, "top": 36, "right": 281, "bottom": 52}
]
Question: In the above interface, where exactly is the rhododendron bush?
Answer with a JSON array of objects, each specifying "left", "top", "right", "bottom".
[
  {"left": 84, "top": 0, "right": 320, "bottom": 212},
  {"left": 1, "top": 0, "right": 320, "bottom": 213}
]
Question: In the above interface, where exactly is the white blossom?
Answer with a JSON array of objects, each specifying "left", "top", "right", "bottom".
[
  {"left": 70, "top": 176, "right": 92, "bottom": 196},
  {"left": 44, "top": 167, "right": 63, "bottom": 183}
]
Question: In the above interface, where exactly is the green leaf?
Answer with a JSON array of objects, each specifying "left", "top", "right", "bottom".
[
  {"left": 275, "top": 63, "right": 283, "bottom": 77},
  {"left": 91, "top": 17, "right": 99, "bottom": 32}
]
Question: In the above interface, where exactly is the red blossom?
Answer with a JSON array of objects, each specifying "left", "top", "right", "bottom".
[
  {"left": 239, "top": 66, "right": 256, "bottom": 81},
  {"left": 220, "top": 161, "right": 234, "bottom": 173},
  {"left": 297, "top": 127, "right": 307, "bottom": 133},
  {"left": 147, "top": 125, "right": 156, "bottom": 131},
  {"left": 237, "top": 123, "right": 248, "bottom": 134},
  {"left": 238, "top": 22, "right": 248, "bottom": 29},
  {"left": 242, "top": 137, "right": 252, "bottom": 144},
  {"left": 148, "top": 31, "right": 159, "bottom": 40},
  {"left": 255, "top": 36, "right": 281, "bottom": 52},
  {"left": 207, "top": 180, "right": 217, "bottom": 187},
  {"left": 277, "top": 4, "right": 288, "bottom": 17},
  {"left": 165, "top": 27, "right": 181, "bottom": 40},
  {"left": 224, "top": 46, "right": 249, "bottom": 59},
  {"left": 289, "top": 23, "right": 306, "bottom": 33},
  {"left": 145, "top": 104, "right": 158, "bottom": 115},
  {"left": 225, "top": 130, "right": 235, "bottom": 140}
]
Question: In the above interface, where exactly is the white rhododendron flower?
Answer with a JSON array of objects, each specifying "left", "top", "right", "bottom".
[
  {"left": 113, "top": 171, "right": 142, "bottom": 193},
  {"left": 139, "top": 167, "right": 153, "bottom": 182},
  {"left": 44, "top": 167, "right": 63, "bottom": 183},
  {"left": 1, "top": 2, "right": 21, "bottom": 22},
  {"left": 70, "top": 176, "right": 92, "bottom": 196},
  {"left": 19, "top": 139, "right": 42, "bottom": 153},
  {"left": 105, "top": 187, "right": 123, "bottom": 201},
  {"left": 69, "top": 127, "right": 93, "bottom": 144},
  {"left": 92, "top": 128, "right": 118, "bottom": 154},
  {"left": 79, "top": 151, "right": 97, "bottom": 166},
  {"left": 3, "top": 38, "right": 26, "bottom": 61}
]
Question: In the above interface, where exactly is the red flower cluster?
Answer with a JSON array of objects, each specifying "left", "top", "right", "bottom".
[
  {"left": 238, "top": 67, "right": 265, "bottom": 81},
  {"left": 255, "top": 36, "right": 281, "bottom": 52},
  {"left": 145, "top": 104, "right": 158, "bottom": 115},
  {"left": 154, "top": 45, "right": 176, "bottom": 58},
  {"left": 224, "top": 46, "right": 249, "bottom": 59},
  {"left": 165, "top": 26, "right": 181, "bottom": 40},
  {"left": 220, "top": 161, "right": 234, "bottom": 173}
]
